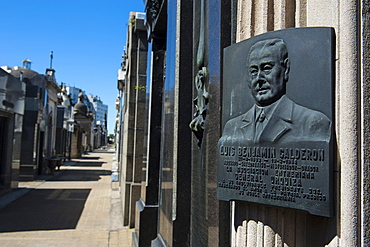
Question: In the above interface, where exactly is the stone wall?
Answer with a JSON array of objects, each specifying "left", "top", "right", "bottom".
[
  {"left": 119, "top": 12, "right": 148, "bottom": 229},
  {"left": 129, "top": 0, "right": 368, "bottom": 246},
  {"left": 232, "top": 0, "right": 363, "bottom": 246}
]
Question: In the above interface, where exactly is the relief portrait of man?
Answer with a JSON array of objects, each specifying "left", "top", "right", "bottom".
[{"left": 221, "top": 38, "right": 332, "bottom": 144}]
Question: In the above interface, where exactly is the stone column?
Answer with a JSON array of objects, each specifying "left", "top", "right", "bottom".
[
  {"left": 362, "top": 1, "right": 370, "bottom": 245},
  {"left": 120, "top": 12, "right": 148, "bottom": 229},
  {"left": 338, "top": 0, "right": 360, "bottom": 245},
  {"left": 130, "top": 27, "right": 147, "bottom": 227},
  {"left": 121, "top": 13, "right": 138, "bottom": 227},
  {"left": 135, "top": 43, "right": 165, "bottom": 247}
]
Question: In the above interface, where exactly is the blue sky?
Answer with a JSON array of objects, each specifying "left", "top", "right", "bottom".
[{"left": 0, "top": 0, "right": 145, "bottom": 134}]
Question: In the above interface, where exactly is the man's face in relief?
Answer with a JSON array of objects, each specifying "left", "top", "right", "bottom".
[{"left": 248, "top": 45, "right": 289, "bottom": 107}]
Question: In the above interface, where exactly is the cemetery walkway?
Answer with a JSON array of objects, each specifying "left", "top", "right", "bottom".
[{"left": 0, "top": 149, "right": 133, "bottom": 247}]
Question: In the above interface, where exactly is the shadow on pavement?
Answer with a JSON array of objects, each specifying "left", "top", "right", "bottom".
[
  {"left": 80, "top": 156, "right": 100, "bottom": 160},
  {"left": 0, "top": 189, "right": 91, "bottom": 232},
  {"left": 71, "top": 161, "right": 105, "bottom": 167},
  {"left": 48, "top": 169, "right": 111, "bottom": 182},
  {"left": 93, "top": 150, "right": 114, "bottom": 153}
]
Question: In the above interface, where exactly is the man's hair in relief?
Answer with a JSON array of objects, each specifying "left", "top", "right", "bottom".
[{"left": 248, "top": 38, "right": 288, "bottom": 65}]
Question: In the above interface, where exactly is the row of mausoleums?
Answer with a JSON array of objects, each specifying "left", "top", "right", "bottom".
[
  {"left": 0, "top": 62, "right": 107, "bottom": 195},
  {"left": 115, "top": 1, "right": 370, "bottom": 246}
]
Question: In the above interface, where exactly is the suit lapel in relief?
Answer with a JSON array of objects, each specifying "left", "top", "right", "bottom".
[
  {"left": 240, "top": 106, "right": 255, "bottom": 142},
  {"left": 260, "top": 97, "right": 293, "bottom": 143}
]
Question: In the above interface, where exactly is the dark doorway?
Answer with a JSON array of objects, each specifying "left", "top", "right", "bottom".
[
  {"left": 37, "top": 131, "right": 44, "bottom": 175},
  {"left": 0, "top": 116, "right": 6, "bottom": 188}
]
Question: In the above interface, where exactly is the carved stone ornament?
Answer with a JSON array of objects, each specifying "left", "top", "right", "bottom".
[
  {"left": 190, "top": 0, "right": 208, "bottom": 147},
  {"left": 149, "top": 0, "right": 160, "bottom": 20},
  {"left": 189, "top": 67, "right": 209, "bottom": 146}
]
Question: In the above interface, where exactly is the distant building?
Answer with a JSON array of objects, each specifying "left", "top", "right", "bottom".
[
  {"left": 0, "top": 68, "right": 25, "bottom": 191},
  {"left": 22, "top": 59, "right": 32, "bottom": 69},
  {"left": 87, "top": 94, "right": 108, "bottom": 148},
  {"left": 65, "top": 86, "right": 81, "bottom": 105},
  {"left": 55, "top": 85, "right": 74, "bottom": 162},
  {"left": 65, "top": 86, "right": 95, "bottom": 119},
  {"left": 1, "top": 61, "right": 60, "bottom": 180},
  {"left": 65, "top": 85, "right": 107, "bottom": 149},
  {"left": 86, "top": 94, "right": 108, "bottom": 130},
  {"left": 71, "top": 91, "right": 93, "bottom": 157}
]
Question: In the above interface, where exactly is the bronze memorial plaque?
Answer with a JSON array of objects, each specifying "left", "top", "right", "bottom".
[{"left": 217, "top": 27, "right": 334, "bottom": 217}]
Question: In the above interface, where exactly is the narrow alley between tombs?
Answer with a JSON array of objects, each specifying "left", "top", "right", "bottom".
[{"left": 0, "top": 149, "right": 132, "bottom": 247}]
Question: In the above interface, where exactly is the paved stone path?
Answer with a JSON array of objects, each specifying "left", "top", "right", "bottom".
[{"left": 0, "top": 150, "right": 133, "bottom": 247}]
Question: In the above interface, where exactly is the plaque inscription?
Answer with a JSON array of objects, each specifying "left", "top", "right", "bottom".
[
  {"left": 218, "top": 142, "right": 330, "bottom": 216},
  {"left": 217, "top": 28, "right": 334, "bottom": 217}
]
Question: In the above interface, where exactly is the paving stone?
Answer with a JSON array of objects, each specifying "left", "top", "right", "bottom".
[{"left": 0, "top": 150, "right": 134, "bottom": 246}]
